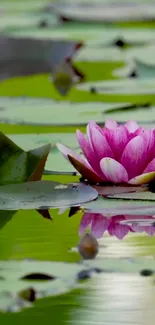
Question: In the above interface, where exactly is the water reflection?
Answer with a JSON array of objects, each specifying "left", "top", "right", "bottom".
[
  {"left": 70, "top": 211, "right": 155, "bottom": 325},
  {"left": 79, "top": 213, "right": 155, "bottom": 239},
  {"left": 70, "top": 273, "right": 155, "bottom": 325}
]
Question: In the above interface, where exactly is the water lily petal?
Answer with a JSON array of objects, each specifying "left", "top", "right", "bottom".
[
  {"left": 68, "top": 155, "right": 103, "bottom": 183},
  {"left": 137, "top": 128, "right": 155, "bottom": 162},
  {"left": 57, "top": 143, "right": 85, "bottom": 164},
  {"left": 108, "top": 222, "right": 130, "bottom": 239},
  {"left": 76, "top": 130, "right": 95, "bottom": 163},
  {"left": 76, "top": 129, "right": 104, "bottom": 177},
  {"left": 79, "top": 213, "right": 92, "bottom": 235},
  {"left": 90, "top": 128, "right": 114, "bottom": 160},
  {"left": 124, "top": 120, "right": 140, "bottom": 133},
  {"left": 100, "top": 158, "right": 128, "bottom": 183},
  {"left": 131, "top": 225, "right": 155, "bottom": 236},
  {"left": 104, "top": 126, "right": 129, "bottom": 160},
  {"left": 128, "top": 171, "right": 155, "bottom": 185},
  {"left": 143, "top": 158, "right": 155, "bottom": 173},
  {"left": 121, "top": 136, "right": 146, "bottom": 179},
  {"left": 104, "top": 119, "right": 118, "bottom": 129},
  {"left": 57, "top": 143, "right": 102, "bottom": 182},
  {"left": 87, "top": 120, "right": 104, "bottom": 140},
  {"left": 91, "top": 214, "right": 110, "bottom": 238}
]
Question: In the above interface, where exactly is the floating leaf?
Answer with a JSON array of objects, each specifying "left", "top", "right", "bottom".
[
  {"left": 0, "top": 181, "right": 98, "bottom": 210},
  {"left": 0, "top": 260, "right": 87, "bottom": 312},
  {"left": 0, "top": 132, "right": 51, "bottom": 227},
  {"left": 93, "top": 185, "right": 146, "bottom": 196},
  {"left": 48, "top": 2, "right": 155, "bottom": 23},
  {"left": 83, "top": 196, "right": 155, "bottom": 216},
  {"left": 77, "top": 79, "right": 155, "bottom": 96},
  {"left": 108, "top": 190, "right": 155, "bottom": 201},
  {"left": 0, "top": 96, "right": 131, "bottom": 126},
  {"left": 83, "top": 257, "right": 155, "bottom": 274},
  {"left": 9, "top": 20, "right": 155, "bottom": 45}
]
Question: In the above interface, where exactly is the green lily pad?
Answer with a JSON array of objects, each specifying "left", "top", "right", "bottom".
[
  {"left": 49, "top": 2, "right": 155, "bottom": 22},
  {"left": 114, "top": 44, "right": 155, "bottom": 78},
  {"left": 0, "top": 260, "right": 86, "bottom": 312},
  {"left": 8, "top": 24, "right": 155, "bottom": 45},
  {"left": 0, "top": 134, "right": 51, "bottom": 186},
  {"left": 77, "top": 79, "right": 155, "bottom": 95},
  {"left": 83, "top": 256, "right": 155, "bottom": 273},
  {"left": 128, "top": 44, "right": 155, "bottom": 65},
  {"left": 8, "top": 133, "right": 78, "bottom": 173},
  {"left": 76, "top": 46, "right": 123, "bottom": 62},
  {"left": 0, "top": 96, "right": 131, "bottom": 126},
  {"left": 0, "top": 181, "right": 98, "bottom": 210},
  {"left": 1, "top": 1, "right": 44, "bottom": 13},
  {"left": 0, "top": 131, "right": 52, "bottom": 227},
  {"left": 0, "top": 13, "right": 57, "bottom": 30},
  {"left": 108, "top": 190, "right": 155, "bottom": 201},
  {"left": 83, "top": 196, "right": 155, "bottom": 216}
]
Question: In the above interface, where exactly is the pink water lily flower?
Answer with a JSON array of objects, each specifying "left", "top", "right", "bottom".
[
  {"left": 57, "top": 120, "right": 155, "bottom": 185},
  {"left": 79, "top": 213, "right": 155, "bottom": 240}
]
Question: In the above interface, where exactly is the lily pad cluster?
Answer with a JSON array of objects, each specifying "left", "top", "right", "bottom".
[{"left": 1, "top": 0, "right": 155, "bottom": 318}]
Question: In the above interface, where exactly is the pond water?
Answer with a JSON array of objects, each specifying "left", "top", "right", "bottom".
[
  {"left": 1, "top": 0, "right": 155, "bottom": 323},
  {"left": 1, "top": 206, "right": 155, "bottom": 324}
]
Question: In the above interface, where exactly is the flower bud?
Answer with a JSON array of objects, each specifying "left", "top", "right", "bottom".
[{"left": 78, "top": 233, "right": 99, "bottom": 259}]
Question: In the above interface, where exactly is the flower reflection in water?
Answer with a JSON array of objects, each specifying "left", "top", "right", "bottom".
[{"left": 79, "top": 213, "right": 155, "bottom": 240}]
